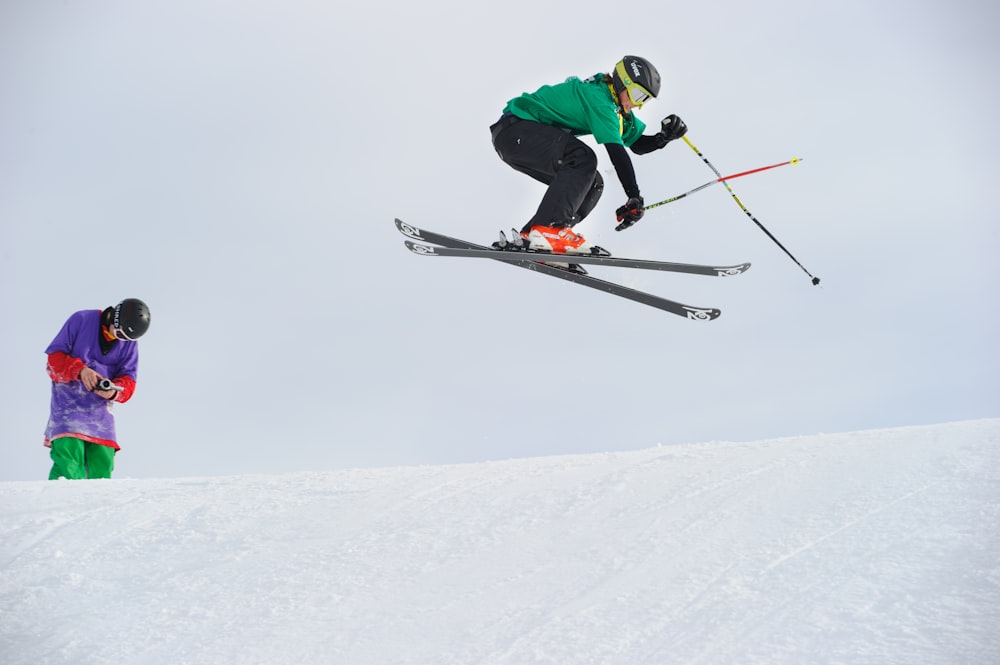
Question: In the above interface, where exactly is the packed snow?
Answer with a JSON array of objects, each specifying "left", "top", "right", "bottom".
[{"left": 2, "top": 419, "right": 998, "bottom": 665}]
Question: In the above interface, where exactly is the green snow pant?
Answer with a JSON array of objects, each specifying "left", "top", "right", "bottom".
[{"left": 48, "top": 437, "right": 116, "bottom": 480}]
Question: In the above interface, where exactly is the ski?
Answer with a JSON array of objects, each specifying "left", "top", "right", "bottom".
[
  {"left": 395, "top": 218, "right": 721, "bottom": 320},
  {"left": 403, "top": 240, "right": 750, "bottom": 277}
]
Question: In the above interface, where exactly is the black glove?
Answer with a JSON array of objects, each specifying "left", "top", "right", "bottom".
[
  {"left": 660, "top": 114, "right": 688, "bottom": 142},
  {"left": 615, "top": 196, "right": 645, "bottom": 231}
]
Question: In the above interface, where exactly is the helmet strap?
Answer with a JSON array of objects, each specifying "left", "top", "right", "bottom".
[{"left": 607, "top": 82, "right": 624, "bottom": 113}]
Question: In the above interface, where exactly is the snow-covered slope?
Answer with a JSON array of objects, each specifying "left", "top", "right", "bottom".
[{"left": 2, "top": 419, "right": 998, "bottom": 665}]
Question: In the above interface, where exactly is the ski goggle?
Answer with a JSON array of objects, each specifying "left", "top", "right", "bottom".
[
  {"left": 615, "top": 61, "right": 654, "bottom": 107},
  {"left": 625, "top": 84, "right": 652, "bottom": 106},
  {"left": 112, "top": 325, "right": 135, "bottom": 341}
]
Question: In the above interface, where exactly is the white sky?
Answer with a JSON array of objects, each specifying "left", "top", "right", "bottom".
[{"left": 1, "top": 0, "right": 998, "bottom": 481}]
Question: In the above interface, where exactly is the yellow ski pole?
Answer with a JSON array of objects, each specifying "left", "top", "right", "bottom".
[{"left": 683, "top": 136, "right": 820, "bottom": 285}]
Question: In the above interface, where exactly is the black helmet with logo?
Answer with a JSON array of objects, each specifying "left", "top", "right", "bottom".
[
  {"left": 113, "top": 298, "right": 151, "bottom": 340},
  {"left": 611, "top": 55, "right": 661, "bottom": 107}
]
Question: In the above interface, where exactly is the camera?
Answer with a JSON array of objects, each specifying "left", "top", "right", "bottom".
[{"left": 96, "top": 378, "right": 115, "bottom": 391}]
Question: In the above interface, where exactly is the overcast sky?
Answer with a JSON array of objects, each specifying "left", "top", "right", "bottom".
[{"left": 2, "top": 0, "right": 998, "bottom": 481}]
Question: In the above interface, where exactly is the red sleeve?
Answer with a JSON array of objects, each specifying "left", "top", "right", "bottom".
[
  {"left": 47, "top": 351, "right": 85, "bottom": 383},
  {"left": 111, "top": 375, "right": 137, "bottom": 403}
]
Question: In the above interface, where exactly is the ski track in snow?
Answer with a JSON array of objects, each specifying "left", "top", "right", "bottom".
[{"left": 1, "top": 419, "right": 998, "bottom": 665}]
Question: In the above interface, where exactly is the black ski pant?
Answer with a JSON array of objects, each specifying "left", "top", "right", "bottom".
[{"left": 490, "top": 115, "right": 604, "bottom": 233}]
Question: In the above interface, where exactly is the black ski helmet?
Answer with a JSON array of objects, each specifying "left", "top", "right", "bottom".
[
  {"left": 612, "top": 55, "right": 661, "bottom": 105},
  {"left": 113, "top": 298, "right": 151, "bottom": 340}
]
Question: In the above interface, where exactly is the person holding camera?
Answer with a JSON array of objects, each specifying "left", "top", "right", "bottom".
[{"left": 43, "top": 298, "right": 151, "bottom": 479}]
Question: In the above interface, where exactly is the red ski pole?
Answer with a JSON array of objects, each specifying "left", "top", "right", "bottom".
[{"left": 646, "top": 158, "right": 802, "bottom": 211}]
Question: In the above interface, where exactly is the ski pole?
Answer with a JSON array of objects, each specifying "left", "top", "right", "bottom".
[
  {"left": 682, "top": 136, "right": 820, "bottom": 285},
  {"left": 645, "top": 158, "right": 801, "bottom": 211}
]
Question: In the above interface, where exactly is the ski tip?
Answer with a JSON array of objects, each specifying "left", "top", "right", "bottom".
[
  {"left": 395, "top": 218, "right": 422, "bottom": 240},
  {"left": 403, "top": 240, "right": 438, "bottom": 256},
  {"left": 715, "top": 262, "right": 751, "bottom": 276},
  {"left": 685, "top": 307, "right": 721, "bottom": 321}
]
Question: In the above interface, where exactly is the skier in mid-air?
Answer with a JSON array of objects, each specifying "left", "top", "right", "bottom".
[
  {"left": 489, "top": 55, "right": 688, "bottom": 256},
  {"left": 395, "top": 54, "right": 808, "bottom": 315}
]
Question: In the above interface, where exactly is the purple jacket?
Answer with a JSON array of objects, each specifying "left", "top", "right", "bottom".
[{"left": 44, "top": 309, "right": 139, "bottom": 448}]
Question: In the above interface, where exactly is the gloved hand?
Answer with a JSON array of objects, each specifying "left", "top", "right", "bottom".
[
  {"left": 660, "top": 114, "right": 688, "bottom": 142},
  {"left": 615, "top": 196, "right": 645, "bottom": 231},
  {"left": 646, "top": 132, "right": 670, "bottom": 151}
]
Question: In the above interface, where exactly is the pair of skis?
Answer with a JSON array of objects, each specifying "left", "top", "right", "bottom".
[{"left": 395, "top": 218, "right": 750, "bottom": 320}]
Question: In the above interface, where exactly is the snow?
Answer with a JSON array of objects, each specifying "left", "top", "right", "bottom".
[{"left": 2, "top": 419, "right": 998, "bottom": 665}]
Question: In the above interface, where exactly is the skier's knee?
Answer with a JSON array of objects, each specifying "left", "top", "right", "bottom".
[{"left": 577, "top": 172, "right": 604, "bottom": 220}]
